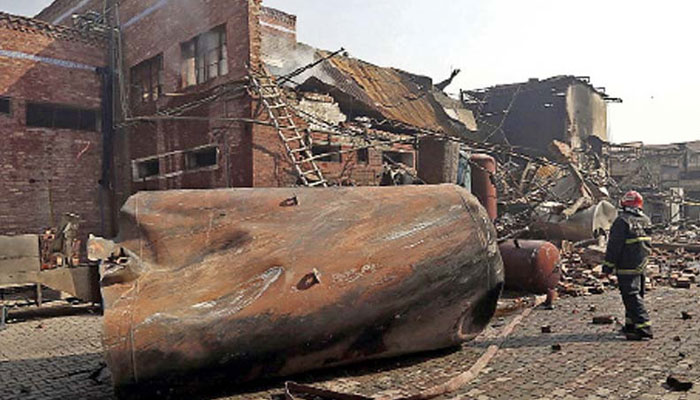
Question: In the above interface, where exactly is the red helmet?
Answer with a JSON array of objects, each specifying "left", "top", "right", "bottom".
[{"left": 621, "top": 190, "right": 643, "bottom": 208}]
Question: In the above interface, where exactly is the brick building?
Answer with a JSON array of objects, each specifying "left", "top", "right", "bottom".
[
  {"left": 0, "top": 12, "right": 107, "bottom": 244},
  {"left": 0, "top": 0, "right": 457, "bottom": 244},
  {"left": 259, "top": 6, "right": 478, "bottom": 185}
]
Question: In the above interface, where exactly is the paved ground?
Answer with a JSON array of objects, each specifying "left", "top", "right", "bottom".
[
  {"left": 0, "top": 304, "right": 112, "bottom": 400},
  {"left": 1, "top": 286, "right": 699, "bottom": 400}
]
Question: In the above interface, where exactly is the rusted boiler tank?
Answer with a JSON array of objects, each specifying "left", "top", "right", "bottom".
[
  {"left": 88, "top": 185, "right": 504, "bottom": 398},
  {"left": 499, "top": 240, "right": 561, "bottom": 294}
]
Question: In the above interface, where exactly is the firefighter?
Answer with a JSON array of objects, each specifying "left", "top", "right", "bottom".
[{"left": 602, "top": 190, "right": 653, "bottom": 340}]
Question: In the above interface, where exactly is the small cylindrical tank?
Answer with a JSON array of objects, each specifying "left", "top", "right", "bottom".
[
  {"left": 470, "top": 154, "right": 497, "bottom": 220},
  {"left": 499, "top": 239, "right": 561, "bottom": 294}
]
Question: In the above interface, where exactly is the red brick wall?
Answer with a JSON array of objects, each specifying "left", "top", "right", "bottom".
[
  {"left": 0, "top": 22, "right": 107, "bottom": 245},
  {"left": 260, "top": 6, "right": 296, "bottom": 44},
  {"left": 250, "top": 107, "right": 413, "bottom": 187},
  {"left": 34, "top": 0, "right": 415, "bottom": 200},
  {"left": 112, "top": 0, "right": 260, "bottom": 207}
]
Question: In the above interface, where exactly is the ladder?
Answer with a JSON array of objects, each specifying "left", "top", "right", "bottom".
[{"left": 249, "top": 71, "right": 328, "bottom": 188}]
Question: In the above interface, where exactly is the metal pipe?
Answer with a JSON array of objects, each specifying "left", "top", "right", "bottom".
[{"left": 470, "top": 154, "right": 498, "bottom": 220}]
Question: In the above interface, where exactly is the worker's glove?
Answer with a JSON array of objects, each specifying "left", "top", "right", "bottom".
[{"left": 602, "top": 265, "right": 614, "bottom": 275}]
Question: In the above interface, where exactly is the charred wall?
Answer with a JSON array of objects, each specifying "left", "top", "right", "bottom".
[
  {"left": 469, "top": 77, "right": 608, "bottom": 156},
  {"left": 566, "top": 82, "right": 608, "bottom": 149},
  {"left": 472, "top": 80, "right": 568, "bottom": 155}
]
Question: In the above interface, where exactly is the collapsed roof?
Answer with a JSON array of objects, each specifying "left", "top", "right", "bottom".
[{"left": 261, "top": 11, "right": 478, "bottom": 137}]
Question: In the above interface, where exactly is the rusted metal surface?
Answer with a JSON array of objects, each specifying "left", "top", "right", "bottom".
[
  {"left": 470, "top": 154, "right": 498, "bottom": 220},
  {"left": 287, "top": 296, "right": 546, "bottom": 400},
  {"left": 310, "top": 52, "right": 447, "bottom": 132},
  {"left": 499, "top": 240, "right": 561, "bottom": 294},
  {"left": 88, "top": 185, "right": 504, "bottom": 398}
]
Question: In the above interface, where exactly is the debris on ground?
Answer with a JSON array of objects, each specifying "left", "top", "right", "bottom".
[
  {"left": 592, "top": 315, "right": 615, "bottom": 325},
  {"left": 666, "top": 376, "right": 694, "bottom": 392}
]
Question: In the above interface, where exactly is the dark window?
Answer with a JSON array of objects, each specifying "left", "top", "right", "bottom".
[
  {"left": 383, "top": 151, "right": 415, "bottom": 168},
  {"left": 181, "top": 25, "right": 228, "bottom": 87},
  {"left": 54, "top": 107, "right": 81, "bottom": 129},
  {"left": 313, "top": 144, "right": 342, "bottom": 163},
  {"left": 185, "top": 146, "right": 218, "bottom": 170},
  {"left": 357, "top": 148, "right": 369, "bottom": 163},
  {"left": 80, "top": 110, "right": 97, "bottom": 131},
  {"left": 0, "top": 97, "right": 10, "bottom": 115},
  {"left": 26, "top": 103, "right": 98, "bottom": 131},
  {"left": 134, "top": 159, "right": 160, "bottom": 180},
  {"left": 130, "top": 54, "right": 163, "bottom": 103},
  {"left": 26, "top": 104, "right": 54, "bottom": 128}
]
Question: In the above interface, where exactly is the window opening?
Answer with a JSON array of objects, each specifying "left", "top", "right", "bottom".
[
  {"left": 185, "top": 146, "right": 218, "bottom": 170},
  {"left": 313, "top": 144, "right": 342, "bottom": 163},
  {"left": 181, "top": 25, "right": 228, "bottom": 87}
]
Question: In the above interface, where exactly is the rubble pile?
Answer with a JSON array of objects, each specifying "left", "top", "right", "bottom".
[
  {"left": 652, "top": 223, "right": 700, "bottom": 247},
  {"left": 557, "top": 244, "right": 613, "bottom": 297},
  {"left": 646, "top": 248, "right": 699, "bottom": 289},
  {"left": 554, "top": 242, "right": 700, "bottom": 298},
  {"left": 486, "top": 138, "right": 700, "bottom": 301}
]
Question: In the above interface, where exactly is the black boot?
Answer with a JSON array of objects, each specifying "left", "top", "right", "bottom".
[
  {"left": 620, "top": 324, "right": 635, "bottom": 334},
  {"left": 638, "top": 326, "right": 653, "bottom": 339},
  {"left": 626, "top": 327, "right": 653, "bottom": 341}
]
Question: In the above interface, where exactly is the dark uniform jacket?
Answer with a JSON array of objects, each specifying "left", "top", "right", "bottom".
[{"left": 603, "top": 207, "right": 652, "bottom": 275}]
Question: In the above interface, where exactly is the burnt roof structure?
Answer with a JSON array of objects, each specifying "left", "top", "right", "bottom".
[
  {"left": 463, "top": 75, "right": 620, "bottom": 155},
  {"left": 260, "top": 6, "right": 478, "bottom": 138}
]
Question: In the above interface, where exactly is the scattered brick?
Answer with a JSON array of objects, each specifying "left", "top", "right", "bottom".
[{"left": 592, "top": 315, "right": 615, "bottom": 325}]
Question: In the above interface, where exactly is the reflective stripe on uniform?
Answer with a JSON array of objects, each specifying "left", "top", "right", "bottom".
[
  {"left": 636, "top": 321, "right": 652, "bottom": 328},
  {"left": 626, "top": 237, "right": 651, "bottom": 244}
]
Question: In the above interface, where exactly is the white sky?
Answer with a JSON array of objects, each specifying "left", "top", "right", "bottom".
[{"left": 3, "top": 0, "right": 699, "bottom": 145}]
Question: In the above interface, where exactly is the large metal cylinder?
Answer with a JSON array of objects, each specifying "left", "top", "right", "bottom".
[
  {"left": 88, "top": 185, "right": 504, "bottom": 398},
  {"left": 499, "top": 239, "right": 561, "bottom": 294},
  {"left": 532, "top": 201, "right": 618, "bottom": 241},
  {"left": 470, "top": 154, "right": 498, "bottom": 220}
]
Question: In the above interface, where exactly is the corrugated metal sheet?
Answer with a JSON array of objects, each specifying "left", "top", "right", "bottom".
[
  {"left": 261, "top": 13, "right": 478, "bottom": 136},
  {"left": 322, "top": 55, "right": 445, "bottom": 132}
]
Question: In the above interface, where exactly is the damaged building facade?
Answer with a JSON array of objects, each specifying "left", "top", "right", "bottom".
[
  {"left": 607, "top": 141, "right": 700, "bottom": 222},
  {"left": 20, "top": 0, "right": 481, "bottom": 241},
  {"left": 1, "top": 0, "right": 624, "bottom": 252},
  {"left": 464, "top": 76, "right": 621, "bottom": 155}
]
